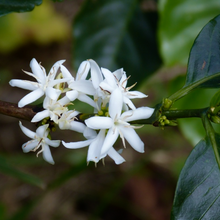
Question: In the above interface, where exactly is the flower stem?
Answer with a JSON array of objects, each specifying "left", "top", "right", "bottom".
[
  {"left": 163, "top": 108, "right": 209, "bottom": 120},
  {"left": 168, "top": 72, "right": 220, "bottom": 102},
  {"left": 202, "top": 113, "right": 220, "bottom": 170},
  {"left": 131, "top": 107, "right": 209, "bottom": 125}
]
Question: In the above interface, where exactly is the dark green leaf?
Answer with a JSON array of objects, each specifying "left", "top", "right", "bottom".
[
  {"left": 171, "top": 134, "right": 220, "bottom": 219},
  {"left": 185, "top": 15, "right": 220, "bottom": 88},
  {"left": 0, "top": 155, "right": 45, "bottom": 188},
  {"left": 210, "top": 90, "right": 220, "bottom": 110},
  {"left": 73, "top": 0, "right": 161, "bottom": 86},
  {"left": 158, "top": 0, "right": 220, "bottom": 66},
  {"left": 0, "top": 0, "right": 42, "bottom": 17}
]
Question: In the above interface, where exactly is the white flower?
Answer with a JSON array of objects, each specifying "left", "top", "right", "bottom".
[
  {"left": 62, "top": 129, "right": 125, "bottom": 165},
  {"left": 31, "top": 96, "right": 70, "bottom": 123},
  {"left": 99, "top": 67, "right": 147, "bottom": 110},
  {"left": 9, "top": 58, "right": 68, "bottom": 108},
  {"left": 85, "top": 88, "right": 154, "bottom": 156},
  {"left": 19, "top": 122, "right": 60, "bottom": 164},
  {"left": 62, "top": 61, "right": 96, "bottom": 108},
  {"left": 58, "top": 110, "right": 86, "bottom": 133},
  {"left": 88, "top": 59, "right": 147, "bottom": 110}
]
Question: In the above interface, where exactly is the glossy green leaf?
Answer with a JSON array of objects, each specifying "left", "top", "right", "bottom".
[
  {"left": 158, "top": 0, "right": 220, "bottom": 66},
  {"left": 73, "top": 0, "right": 161, "bottom": 86},
  {"left": 0, "top": 0, "right": 42, "bottom": 17},
  {"left": 0, "top": 155, "right": 45, "bottom": 188},
  {"left": 185, "top": 15, "right": 220, "bottom": 88},
  {"left": 168, "top": 15, "right": 220, "bottom": 102},
  {"left": 171, "top": 134, "right": 220, "bottom": 219}
]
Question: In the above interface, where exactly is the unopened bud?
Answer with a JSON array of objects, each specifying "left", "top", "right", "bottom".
[
  {"left": 211, "top": 115, "right": 220, "bottom": 124},
  {"left": 163, "top": 98, "right": 172, "bottom": 110}
]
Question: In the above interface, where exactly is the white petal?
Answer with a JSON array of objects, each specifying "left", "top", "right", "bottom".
[
  {"left": 66, "top": 110, "right": 80, "bottom": 120},
  {"left": 85, "top": 116, "right": 113, "bottom": 129},
  {"left": 101, "top": 127, "right": 119, "bottom": 155},
  {"left": 48, "top": 60, "right": 65, "bottom": 80},
  {"left": 9, "top": 79, "right": 38, "bottom": 90},
  {"left": 62, "top": 139, "right": 93, "bottom": 149},
  {"left": 122, "top": 107, "right": 155, "bottom": 122},
  {"left": 109, "top": 88, "right": 123, "bottom": 119},
  {"left": 18, "top": 88, "right": 44, "bottom": 107},
  {"left": 70, "top": 80, "right": 95, "bottom": 95},
  {"left": 45, "top": 87, "right": 61, "bottom": 100},
  {"left": 57, "top": 96, "right": 71, "bottom": 106},
  {"left": 60, "top": 65, "right": 74, "bottom": 79},
  {"left": 120, "top": 72, "right": 128, "bottom": 87},
  {"left": 36, "top": 124, "right": 49, "bottom": 137},
  {"left": 19, "top": 121, "right": 36, "bottom": 139},
  {"left": 101, "top": 68, "right": 116, "bottom": 88},
  {"left": 119, "top": 126, "right": 144, "bottom": 153},
  {"left": 107, "top": 147, "right": 125, "bottom": 164},
  {"left": 50, "top": 78, "right": 70, "bottom": 88},
  {"left": 127, "top": 91, "right": 148, "bottom": 99},
  {"left": 42, "top": 96, "right": 52, "bottom": 108},
  {"left": 45, "top": 138, "right": 60, "bottom": 147},
  {"left": 76, "top": 61, "right": 90, "bottom": 81},
  {"left": 69, "top": 121, "right": 86, "bottom": 133},
  {"left": 66, "top": 90, "right": 78, "bottom": 101},
  {"left": 99, "top": 81, "right": 114, "bottom": 93},
  {"left": 83, "top": 127, "right": 97, "bottom": 139},
  {"left": 89, "top": 59, "right": 103, "bottom": 89},
  {"left": 87, "top": 129, "right": 106, "bottom": 163},
  {"left": 30, "top": 58, "right": 45, "bottom": 83},
  {"left": 31, "top": 110, "right": 50, "bottom": 123},
  {"left": 113, "top": 68, "right": 124, "bottom": 80},
  {"left": 123, "top": 96, "right": 136, "bottom": 110},
  {"left": 78, "top": 93, "right": 96, "bottom": 108},
  {"left": 22, "top": 140, "right": 38, "bottom": 152},
  {"left": 42, "top": 144, "right": 55, "bottom": 164}
]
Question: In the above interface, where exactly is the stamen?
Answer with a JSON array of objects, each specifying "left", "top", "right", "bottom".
[
  {"left": 33, "top": 138, "right": 43, "bottom": 152},
  {"left": 102, "top": 158, "right": 105, "bottom": 166},
  {"left": 126, "top": 82, "right": 137, "bottom": 91},
  {"left": 121, "top": 75, "right": 131, "bottom": 88},
  {"left": 22, "top": 70, "right": 38, "bottom": 80},
  {"left": 99, "top": 86, "right": 111, "bottom": 95},
  {"left": 118, "top": 129, "right": 126, "bottom": 148}
]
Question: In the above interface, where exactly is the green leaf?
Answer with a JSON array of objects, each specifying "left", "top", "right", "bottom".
[
  {"left": 0, "top": 155, "right": 45, "bottom": 188},
  {"left": 167, "top": 15, "right": 220, "bottom": 102},
  {"left": 158, "top": 0, "right": 220, "bottom": 66},
  {"left": 185, "top": 15, "right": 220, "bottom": 88},
  {"left": 0, "top": 0, "right": 42, "bottom": 17},
  {"left": 210, "top": 90, "right": 220, "bottom": 108},
  {"left": 73, "top": 0, "right": 161, "bottom": 86},
  {"left": 171, "top": 134, "right": 220, "bottom": 219}
]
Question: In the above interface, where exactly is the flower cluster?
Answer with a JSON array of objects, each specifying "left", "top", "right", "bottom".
[{"left": 10, "top": 58, "right": 154, "bottom": 165}]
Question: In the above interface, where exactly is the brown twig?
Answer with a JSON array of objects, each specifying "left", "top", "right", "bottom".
[{"left": 0, "top": 100, "right": 38, "bottom": 121}]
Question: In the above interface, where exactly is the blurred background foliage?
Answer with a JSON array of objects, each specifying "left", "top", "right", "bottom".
[{"left": 0, "top": 0, "right": 220, "bottom": 219}]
